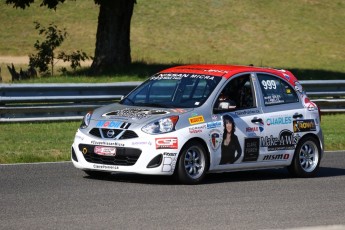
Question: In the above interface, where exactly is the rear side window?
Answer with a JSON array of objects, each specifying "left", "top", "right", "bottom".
[{"left": 257, "top": 74, "right": 299, "bottom": 106}]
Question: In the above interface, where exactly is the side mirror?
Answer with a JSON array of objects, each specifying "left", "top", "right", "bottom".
[
  {"left": 219, "top": 100, "right": 237, "bottom": 110},
  {"left": 214, "top": 100, "right": 237, "bottom": 113}
]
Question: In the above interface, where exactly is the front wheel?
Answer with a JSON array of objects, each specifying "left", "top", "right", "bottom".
[
  {"left": 288, "top": 136, "right": 321, "bottom": 178},
  {"left": 175, "top": 141, "right": 209, "bottom": 184}
]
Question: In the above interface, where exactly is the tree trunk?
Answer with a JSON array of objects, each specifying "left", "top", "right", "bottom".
[{"left": 91, "top": 0, "right": 135, "bottom": 74}]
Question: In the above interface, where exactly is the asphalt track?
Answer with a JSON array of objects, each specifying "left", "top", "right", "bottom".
[{"left": 1, "top": 151, "right": 345, "bottom": 230}]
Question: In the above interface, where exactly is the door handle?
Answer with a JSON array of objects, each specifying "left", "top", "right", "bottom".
[
  {"left": 293, "top": 114, "right": 303, "bottom": 119},
  {"left": 251, "top": 118, "right": 263, "bottom": 123}
]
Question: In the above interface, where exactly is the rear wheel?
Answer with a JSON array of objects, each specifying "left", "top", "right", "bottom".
[
  {"left": 288, "top": 136, "right": 321, "bottom": 177},
  {"left": 176, "top": 141, "right": 208, "bottom": 184}
]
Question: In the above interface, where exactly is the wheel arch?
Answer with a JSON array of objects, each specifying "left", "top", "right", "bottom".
[
  {"left": 297, "top": 133, "right": 323, "bottom": 159},
  {"left": 177, "top": 137, "right": 211, "bottom": 172}
]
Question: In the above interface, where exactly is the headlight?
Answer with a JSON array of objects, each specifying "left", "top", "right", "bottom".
[
  {"left": 80, "top": 111, "right": 93, "bottom": 129},
  {"left": 142, "top": 116, "right": 179, "bottom": 134}
]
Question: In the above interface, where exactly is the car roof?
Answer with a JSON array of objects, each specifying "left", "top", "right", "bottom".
[{"left": 159, "top": 64, "right": 298, "bottom": 86}]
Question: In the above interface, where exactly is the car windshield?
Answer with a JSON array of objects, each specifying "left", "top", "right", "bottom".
[{"left": 120, "top": 73, "right": 222, "bottom": 108}]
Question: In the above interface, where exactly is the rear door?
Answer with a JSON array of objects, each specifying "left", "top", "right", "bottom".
[{"left": 256, "top": 73, "right": 303, "bottom": 163}]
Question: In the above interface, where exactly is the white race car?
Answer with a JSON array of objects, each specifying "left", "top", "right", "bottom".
[{"left": 71, "top": 65, "right": 324, "bottom": 184}]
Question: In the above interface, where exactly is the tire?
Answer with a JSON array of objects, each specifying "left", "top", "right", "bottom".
[
  {"left": 83, "top": 170, "right": 110, "bottom": 178},
  {"left": 175, "top": 141, "right": 209, "bottom": 184},
  {"left": 288, "top": 136, "right": 321, "bottom": 178}
]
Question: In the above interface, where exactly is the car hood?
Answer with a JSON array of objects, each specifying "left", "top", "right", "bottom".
[{"left": 91, "top": 103, "right": 193, "bottom": 125}]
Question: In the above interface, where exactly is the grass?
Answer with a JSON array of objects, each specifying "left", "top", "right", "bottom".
[
  {"left": 0, "top": 114, "right": 343, "bottom": 164},
  {"left": 0, "top": 121, "right": 80, "bottom": 164},
  {"left": 321, "top": 114, "right": 345, "bottom": 151},
  {"left": 0, "top": 0, "right": 344, "bottom": 83}
]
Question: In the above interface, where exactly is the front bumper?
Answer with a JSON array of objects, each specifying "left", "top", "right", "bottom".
[{"left": 71, "top": 129, "right": 178, "bottom": 175}]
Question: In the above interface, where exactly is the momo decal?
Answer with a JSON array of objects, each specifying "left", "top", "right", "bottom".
[
  {"left": 261, "top": 129, "right": 300, "bottom": 151},
  {"left": 209, "top": 130, "right": 222, "bottom": 150},
  {"left": 293, "top": 119, "right": 316, "bottom": 132},
  {"left": 263, "top": 154, "right": 289, "bottom": 161},
  {"left": 155, "top": 137, "right": 178, "bottom": 149},
  {"left": 266, "top": 116, "right": 292, "bottom": 126},
  {"left": 189, "top": 115, "right": 205, "bottom": 125},
  {"left": 243, "top": 138, "right": 259, "bottom": 162}
]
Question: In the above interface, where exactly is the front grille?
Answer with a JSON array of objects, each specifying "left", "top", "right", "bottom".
[
  {"left": 89, "top": 128, "right": 138, "bottom": 140},
  {"left": 79, "top": 144, "right": 141, "bottom": 166}
]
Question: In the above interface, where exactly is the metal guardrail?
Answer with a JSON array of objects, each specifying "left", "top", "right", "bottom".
[
  {"left": 0, "top": 80, "right": 344, "bottom": 122},
  {"left": 0, "top": 82, "right": 141, "bottom": 122}
]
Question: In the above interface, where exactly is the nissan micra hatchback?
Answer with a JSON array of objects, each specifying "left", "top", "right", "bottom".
[{"left": 71, "top": 65, "right": 324, "bottom": 184}]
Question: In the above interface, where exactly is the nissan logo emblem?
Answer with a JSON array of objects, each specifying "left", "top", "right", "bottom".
[{"left": 106, "top": 130, "right": 115, "bottom": 138}]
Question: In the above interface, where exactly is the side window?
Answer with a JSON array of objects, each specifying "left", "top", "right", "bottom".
[
  {"left": 257, "top": 74, "right": 299, "bottom": 106},
  {"left": 214, "top": 74, "right": 255, "bottom": 111}
]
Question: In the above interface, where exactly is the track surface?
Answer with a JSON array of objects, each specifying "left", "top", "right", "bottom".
[{"left": 1, "top": 152, "right": 345, "bottom": 229}]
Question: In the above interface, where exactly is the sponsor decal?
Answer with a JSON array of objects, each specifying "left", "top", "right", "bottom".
[
  {"left": 189, "top": 115, "right": 205, "bottom": 125},
  {"left": 131, "top": 141, "right": 152, "bottom": 146},
  {"left": 151, "top": 73, "right": 215, "bottom": 81},
  {"left": 207, "top": 121, "right": 222, "bottom": 129},
  {"left": 104, "top": 108, "right": 168, "bottom": 120},
  {"left": 209, "top": 130, "right": 222, "bottom": 150},
  {"left": 204, "top": 69, "right": 228, "bottom": 74},
  {"left": 234, "top": 109, "right": 260, "bottom": 116},
  {"left": 263, "top": 154, "right": 289, "bottom": 161},
  {"left": 96, "top": 120, "right": 123, "bottom": 128},
  {"left": 155, "top": 137, "right": 178, "bottom": 149},
  {"left": 163, "top": 152, "right": 177, "bottom": 157},
  {"left": 266, "top": 116, "right": 292, "bottom": 126},
  {"left": 162, "top": 157, "right": 177, "bottom": 172},
  {"left": 246, "top": 127, "right": 258, "bottom": 132},
  {"left": 171, "top": 108, "right": 186, "bottom": 113},
  {"left": 293, "top": 119, "right": 316, "bottom": 132},
  {"left": 212, "top": 115, "right": 218, "bottom": 121},
  {"left": 261, "top": 129, "right": 300, "bottom": 151},
  {"left": 93, "top": 164, "right": 119, "bottom": 170},
  {"left": 246, "top": 125, "right": 264, "bottom": 133},
  {"left": 82, "top": 148, "right": 88, "bottom": 154},
  {"left": 91, "top": 140, "right": 124, "bottom": 147},
  {"left": 189, "top": 124, "right": 206, "bottom": 134},
  {"left": 283, "top": 74, "right": 290, "bottom": 80},
  {"left": 243, "top": 138, "right": 260, "bottom": 162},
  {"left": 264, "top": 94, "right": 284, "bottom": 105},
  {"left": 94, "top": 146, "right": 117, "bottom": 156}
]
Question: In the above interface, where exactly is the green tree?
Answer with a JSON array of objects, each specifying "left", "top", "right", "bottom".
[{"left": 6, "top": 0, "right": 136, "bottom": 74}]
